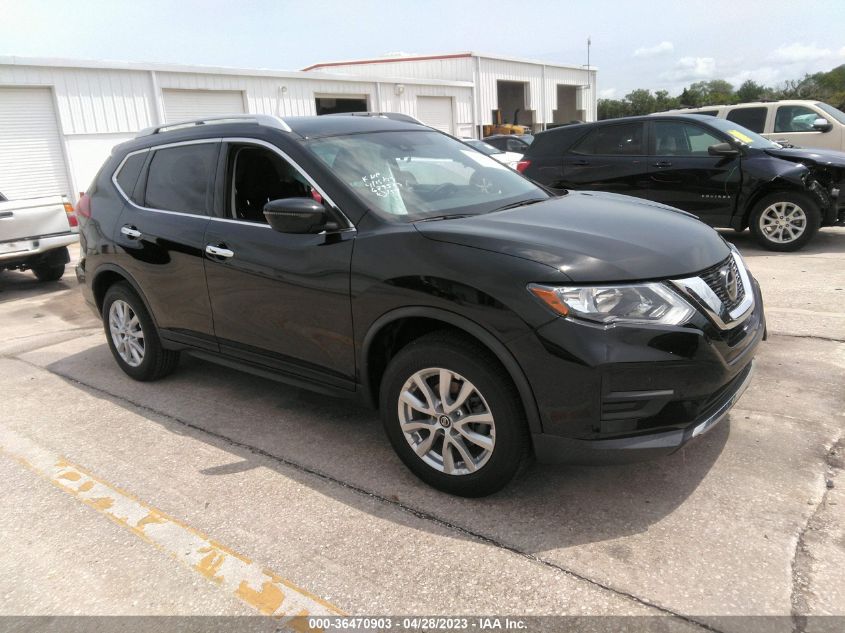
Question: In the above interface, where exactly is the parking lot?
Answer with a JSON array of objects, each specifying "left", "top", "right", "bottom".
[{"left": 1, "top": 229, "right": 843, "bottom": 631}]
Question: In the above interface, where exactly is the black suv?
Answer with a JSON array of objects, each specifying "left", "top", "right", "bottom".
[
  {"left": 77, "top": 114, "right": 764, "bottom": 496},
  {"left": 519, "top": 114, "right": 845, "bottom": 251}
]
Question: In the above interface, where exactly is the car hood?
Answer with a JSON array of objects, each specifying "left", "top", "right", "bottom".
[
  {"left": 765, "top": 146, "right": 845, "bottom": 168},
  {"left": 414, "top": 191, "right": 731, "bottom": 282}
]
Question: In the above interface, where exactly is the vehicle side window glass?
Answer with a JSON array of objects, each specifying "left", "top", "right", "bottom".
[
  {"left": 507, "top": 138, "right": 523, "bottom": 152},
  {"left": 115, "top": 153, "right": 146, "bottom": 203},
  {"left": 229, "top": 146, "right": 313, "bottom": 223},
  {"left": 775, "top": 105, "right": 822, "bottom": 132},
  {"left": 144, "top": 144, "right": 217, "bottom": 215},
  {"left": 653, "top": 122, "right": 722, "bottom": 156},
  {"left": 725, "top": 107, "right": 767, "bottom": 133},
  {"left": 572, "top": 123, "right": 644, "bottom": 155}
]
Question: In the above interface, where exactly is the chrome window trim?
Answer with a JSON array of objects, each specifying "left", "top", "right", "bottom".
[
  {"left": 111, "top": 137, "right": 353, "bottom": 231},
  {"left": 670, "top": 251, "right": 755, "bottom": 331}
]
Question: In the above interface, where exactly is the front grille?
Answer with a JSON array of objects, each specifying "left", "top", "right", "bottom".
[{"left": 698, "top": 255, "right": 745, "bottom": 313}]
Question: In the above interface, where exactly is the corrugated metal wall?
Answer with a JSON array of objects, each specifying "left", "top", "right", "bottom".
[
  {"left": 305, "top": 55, "right": 597, "bottom": 126},
  {"left": 0, "top": 61, "right": 474, "bottom": 197}
]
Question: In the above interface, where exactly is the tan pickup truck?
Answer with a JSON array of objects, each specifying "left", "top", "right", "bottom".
[{"left": 0, "top": 191, "right": 79, "bottom": 282}]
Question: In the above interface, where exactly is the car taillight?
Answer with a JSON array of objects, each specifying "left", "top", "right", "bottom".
[
  {"left": 63, "top": 200, "right": 78, "bottom": 227},
  {"left": 75, "top": 193, "right": 91, "bottom": 219},
  {"left": 516, "top": 159, "right": 531, "bottom": 173}
]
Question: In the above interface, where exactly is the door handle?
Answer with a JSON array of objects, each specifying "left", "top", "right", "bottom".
[
  {"left": 205, "top": 244, "right": 234, "bottom": 259},
  {"left": 572, "top": 159, "right": 591, "bottom": 166},
  {"left": 120, "top": 225, "right": 141, "bottom": 239},
  {"left": 653, "top": 161, "right": 672, "bottom": 168}
]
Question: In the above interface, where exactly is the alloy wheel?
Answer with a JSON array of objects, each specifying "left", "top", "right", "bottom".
[
  {"left": 759, "top": 201, "right": 807, "bottom": 244},
  {"left": 397, "top": 368, "right": 496, "bottom": 475},
  {"left": 108, "top": 299, "right": 145, "bottom": 367}
]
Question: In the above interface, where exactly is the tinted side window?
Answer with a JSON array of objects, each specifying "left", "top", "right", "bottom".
[
  {"left": 653, "top": 122, "right": 722, "bottom": 156},
  {"left": 774, "top": 105, "right": 821, "bottom": 132},
  {"left": 114, "top": 153, "right": 146, "bottom": 203},
  {"left": 573, "top": 123, "right": 644, "bottom": 155},
  {"left": 725, "top": 107, "right": 767, "bottom": 133},
  {"left": 144, "top": 143, "right": 217, "bottom": 214}
]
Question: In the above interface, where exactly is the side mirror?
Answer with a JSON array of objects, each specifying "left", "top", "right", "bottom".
[
  {"left": 263, "top": 198, "right": 328, "bottom": 234},
  {"left": 812, "top": 117, "right": 832, "bottom": 132},
  {"left": 708, "top": 142, "right": 740, "bottom": 157}
]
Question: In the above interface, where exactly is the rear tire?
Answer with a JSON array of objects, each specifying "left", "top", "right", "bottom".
[
  {"left": 32, "top": 262, "right": 65, "bottom": 282},
  {"left": 380, "top": 331, "right": 529, "bottom": 497},
  {"left": 749, "top": 191, "right": 820, "bottom": 251},
  {"left": 102, "top": 282, "right": 179, "bottom": 381}
]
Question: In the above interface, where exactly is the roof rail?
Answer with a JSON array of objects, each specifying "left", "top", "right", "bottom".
[
  {"left": 324, "top": 111, "right": 426, "bottom": 126},
  {"left": 136, "top": 114, "right": 292, "bottom": 138}
]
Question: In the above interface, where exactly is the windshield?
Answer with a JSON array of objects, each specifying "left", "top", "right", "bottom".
[
  {"left": 465, "top": 139, "right": 502, "bottom": 155},
  {"left": 816, "top": 102, "right": 845, "bottom": 125},
  {"left": 308, "top": 130, "right": 546, "bottom": 220},
  {"left": 702, "top": 116, "right": 781, "bottom": 149}
]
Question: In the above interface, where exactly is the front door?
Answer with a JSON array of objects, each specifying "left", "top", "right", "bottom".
[
  {"left": 203, "top": 141, "right": 356, "bottom": 390},
  {"left": 559, "top": 121, "right": 649, "bottom": 197},
  {"left": 767, "top": 104, "right": 842, "bottom": 151},
  {"left": 644, "top": 120, "right": 741, "bottom": 227}
]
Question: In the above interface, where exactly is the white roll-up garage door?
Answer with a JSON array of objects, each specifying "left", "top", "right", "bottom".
[
  {"left": 162, "top": 89, "right": 246, "bottom": 123},
  {"left": 0, "top": 87, "right": 70, "bottom": 200},
  {"left": 417, "top": 96, "right": 454, "bottom": 134}
]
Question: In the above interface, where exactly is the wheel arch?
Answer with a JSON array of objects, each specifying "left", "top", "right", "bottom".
[
  {"left": 361, "top": 306, "right": 543, "bottom": 434},
  {"left": 91, "top": 264, "right": 158, "bottom": 327},
  {"left": 739, "top": 179, "right": 812, "bottom": 229}
]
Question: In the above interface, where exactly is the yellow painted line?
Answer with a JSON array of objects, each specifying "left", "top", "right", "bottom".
[{"left": 0, "top": 425, "right": 343, "bottom": 625}]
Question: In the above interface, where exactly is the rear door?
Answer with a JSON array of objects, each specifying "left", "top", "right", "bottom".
[
  {"left": 559, "top": 121, "right": 649, "bottom": 196},
  {"left": 202, "top": 139, "right": 356, "bottom": 390},
  {"left": 644, "top": 120, "right": 740, "bottom": 226},
  {"left": 113, "top": 141, "right": 219, "bottom": 350}
]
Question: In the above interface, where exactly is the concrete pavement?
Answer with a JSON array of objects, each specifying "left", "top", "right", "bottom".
[{"left": 1, "top": 231, "right": 843, "bottom": 631}]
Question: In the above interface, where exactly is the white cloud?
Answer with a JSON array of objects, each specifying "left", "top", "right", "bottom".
[
  {"left": 599, "top": 88, "right": 617, "bottom": 99},
  {"left": 773, "top": 42, "right": 833, "bottom": 63},
  {"left": 633, "top": 41, "right": 674, "bottom": 58},
  {"left": 660, "top": 57, "right": 717, "bottom": 82},
  {"left": 726, "top": 66, "right": 782, "bottom": 86}
]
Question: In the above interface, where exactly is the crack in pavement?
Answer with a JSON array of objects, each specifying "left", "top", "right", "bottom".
[
  {"left": 767, "top": 333, "right": 845, "bottom": 344},
  {"left": 790, "top": 434, "right": 844, "bottom": 633},
  {"left": 13, "top": 354, "right": 723, "bottom": 632}
]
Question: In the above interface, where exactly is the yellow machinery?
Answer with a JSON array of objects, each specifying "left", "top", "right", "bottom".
[{"left": 483, "top": 109, "right": 530, "bottom": 137}]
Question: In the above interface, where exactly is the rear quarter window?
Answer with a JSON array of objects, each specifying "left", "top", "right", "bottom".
[
  {"left": 527, "top": 126, "right": 589, "bottom": 157},
  {"left": 114, "top": 152, "right": 147, "bottom": 203}
]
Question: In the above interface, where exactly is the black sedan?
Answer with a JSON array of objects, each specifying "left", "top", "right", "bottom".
[{"left": 519, "top": 114, "right": 845, "bottom": 250}]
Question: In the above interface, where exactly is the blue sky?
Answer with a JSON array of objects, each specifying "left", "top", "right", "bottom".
[{"left": 3, "top": 0, "right": 845, "bottom": 98}]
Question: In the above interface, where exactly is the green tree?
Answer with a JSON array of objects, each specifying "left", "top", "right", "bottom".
[
  {"left": 625, "top": 89, "right": 657, "bottom": 115},
  {"left": 735, "top": 79, "right": 766, "bottom": 103}
]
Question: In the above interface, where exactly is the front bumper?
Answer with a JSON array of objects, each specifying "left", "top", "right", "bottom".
[
  {"left": 531, "top": 362, "right": 754, "bottom": 464},
  {"left": 512, "top": 269, "right": 765, "bottom": 465}
]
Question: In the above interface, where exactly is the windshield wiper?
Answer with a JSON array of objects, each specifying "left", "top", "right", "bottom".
[
  {"left": 415, "top": 213, "right": 475, "bottom": 222},
  {"left": 490, "top": 198, "right": 546, "bottom": 213}
]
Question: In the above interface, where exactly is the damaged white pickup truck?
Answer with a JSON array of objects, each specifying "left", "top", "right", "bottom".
[{"left": 0, "top": 191, "right": 79, "bottom": 282}]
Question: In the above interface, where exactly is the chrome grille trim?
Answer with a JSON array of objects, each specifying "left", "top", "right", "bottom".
[{"left": 670, "top": 251, "right": 755, "bottom": 331}]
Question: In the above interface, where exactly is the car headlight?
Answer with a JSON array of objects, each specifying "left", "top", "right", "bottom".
[{"left": 528, "top": 282, "right": 695, "bottom": 326}]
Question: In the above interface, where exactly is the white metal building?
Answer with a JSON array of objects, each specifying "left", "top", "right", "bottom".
[
  {"left": 304, "top": 52, "right": 597, "bottom": 134},
  {"left": 0, "top": 53, "right": 595, "bottom": 202}
]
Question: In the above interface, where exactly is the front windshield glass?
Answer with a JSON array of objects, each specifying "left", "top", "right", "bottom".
[
  {"left": 816, "top": 102, "right": 845, "bottom": 125},
  {"left": 308, "top": 130, "right": 546, "bottom": 220},
  {"left": 703, "top": 116, "right": 781, "bottom": 149}
]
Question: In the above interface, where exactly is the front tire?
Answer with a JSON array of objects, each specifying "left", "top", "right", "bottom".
[
  {"left": 380, "top": 331, "right": 529, "bottom": 497},
  {"left": 102, "top": 282, "right": 179, "bottom": 381},
  {"left": 749, "top": 192, "right": 820, "bottom": 251}
]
